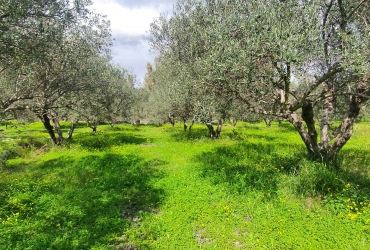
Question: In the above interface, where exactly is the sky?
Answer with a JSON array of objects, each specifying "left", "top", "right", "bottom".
[{"left": 91, "top": 0, "right": 178, "bottom": 85}]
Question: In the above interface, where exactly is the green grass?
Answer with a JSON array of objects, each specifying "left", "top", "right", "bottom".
[{"left": 0, "top": 121, "right": 370, "bottom": 249}]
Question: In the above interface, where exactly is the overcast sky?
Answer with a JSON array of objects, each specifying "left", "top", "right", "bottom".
[{"left": 91, "top": 0, "right": 178, "bottom": 85}]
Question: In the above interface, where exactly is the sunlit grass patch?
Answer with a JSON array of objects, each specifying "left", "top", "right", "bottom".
[
  {"left": 1, "top": 138, "right": 165, "bottom": 249},
  {"left": 0, "top": 121, "right": 369, "bottom": 249}
]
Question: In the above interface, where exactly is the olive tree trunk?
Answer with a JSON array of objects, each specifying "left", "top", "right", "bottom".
[
  {"left": 206, "top": 118, "right": 224, "bottom": 139},
  {"left": 52, "top": 117, "right": 64, "bottom": 144},
  {"left": 168, "top": 114, "right": 175, "bottom": 128},
  {"left": 189, "top": 119, "right": 195, "bottom": 131},
  {"left": 183, "top": 119, "right": 188, "bottom": 131},
  {"left": 87, "top": 120, "right": 98, "bottom": 133},
  {"left": 39, "top": 113, "right": 59, "bottom": 145},
  {"left": 287, "top": 83, "right": 370, "bottom": 161},
  {"left": 263, "top": 117, "right": 272, "bottom": 127},
  {"left": 183, "top": 118, "right": 195, "bottom": 131},
  {"left": 66, "top": 120, "right": 78, "bottom": 139}
]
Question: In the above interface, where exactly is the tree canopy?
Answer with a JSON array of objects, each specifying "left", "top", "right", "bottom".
[
  {"left": 0, "top": 0, "right": 136, "bottom": 144},
  {"left": 149, "top": 0, "right": 370, "bottom": 160}
]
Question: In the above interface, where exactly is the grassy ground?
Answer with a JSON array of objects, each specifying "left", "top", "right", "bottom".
[{"left": 0, "top": 121, "right": 369, "bottom": 249}]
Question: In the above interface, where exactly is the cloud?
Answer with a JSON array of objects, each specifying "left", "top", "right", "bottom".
[
  {"left": 92, "top": 0, "right": 159, "bottom": 36},
  {"left": 113, "top": 0, "right": 176, "bottom": 12},
  {"left": 113, "top": 34, "right": 148, "bottom": 48},
  {"left": 111, "top": 33, "right": 157, "bottom": 85},
  {"left": 91, "top": 0, "right": 177, "bottom": 84},
  {"left": 111, "top": 38, "right": 157, "bottom": 86}
]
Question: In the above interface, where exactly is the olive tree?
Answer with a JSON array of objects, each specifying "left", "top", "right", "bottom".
[
  {"left": 150, "top": 0, "right": 370, "bottom": 160},
  {"left": 0, "top": 0, "right": 92, "bottom": 73},
  {"left": 145, "top": 56, "right": 198, "bottom": 129},
  {"left": 74, "top": 61, "right": 136, "bottom": 132},
  {"left": 150, "top": 0, "right": 269, "bottom": 138},
  {"left": 0, "top": 0, "right": 112, "bottom": 144}
]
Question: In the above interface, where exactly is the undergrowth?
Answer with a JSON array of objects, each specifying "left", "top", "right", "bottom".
[{"left": 0, "top": 121, "right": 369, "bottom": 249}]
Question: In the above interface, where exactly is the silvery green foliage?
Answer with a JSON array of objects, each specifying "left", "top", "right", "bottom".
[
  {"left": 150, "top": 0, "right": 370, "bottom": 158},
  {"left": 0, "top": 0, "right": 116, "bottom": 144},
  {"left": 0, "top": 0, "right": 112, "bottom": 114},
  {"left": 0, "top": 0, "right": 98, "bottom": 71}
]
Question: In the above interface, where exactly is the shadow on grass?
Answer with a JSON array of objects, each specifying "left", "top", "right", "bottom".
[
  {"left": 224, "top": 131, "right": 284, "bottom": 142},
  {"left": 276, "top": 122, "right": 297, "bottom": 132},
  {"left": 0, "top": 153, "right": 165, "bottom": 249},
  {"left": 195, "top": 142, "right": 299, "bottom": 198},
  {"left": 170, "top": 127, "right": 210, "bottom": 141},
  {"left": 58, "top": 122, "right": 88, "bottom": 130},
  {"left": 243, "top": 124, "right": 261, "bottom": 130},
  {"left": 337, "top": 148, "right": 370, "bottom": 187},
  {"left": 195, "top": 141, "right": 370, "bottom": 201},
  {"left": 73, "top": 132, "right": 148, "bottom": 151}
]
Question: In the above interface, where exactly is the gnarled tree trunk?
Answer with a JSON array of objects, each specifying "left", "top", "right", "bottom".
[
  {"left": 263, "top": 117, "right": 272, "bottom": 127},
  {"left": 324, "top": 83, "right": 370, "bottom": 159},
  {"left": 206, "top": 118, "right": 224, "bottom": 139},
  {"left": 183, "top": 119, "right": 188, "bottom": 131},
  {"left": 87, "top": 120, "right": 98, "bottom": 133},
  {"left": 288, "top": 82, "right": 370, "bottom": 162},
  {"left": 168, "top": 114, "right": 175, "bottom": 127},
  {"left": 183, "top": 118, "right": 195, "bottom": 132},
  {"left": 66, "top": 120, "right": 78, "bottom": 139},
  {"left": 39, "top": 113, "right": 58, "bottom": 145},
  {"left": 52, "top": 117, "right": 64, "bottom": 144},
  {"left": 189, "top": 119, "right": 195, "bottom": 131}
]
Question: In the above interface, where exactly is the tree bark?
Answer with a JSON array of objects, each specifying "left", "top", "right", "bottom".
[
  {"left": 319, "top": 82, "right": 334, "bottom": 154},
  {"left": 189, "top": 119, "right": 195, "bottom": 131},
  {"left": 288, "top": 81, "right": 369, "bottom": 162},
  {"left": 301, "top": 99, "right": 318, "bottom": 153},
  {"left": 52, "top": 117, "right": 64, "bottom": 143},
  {"left": 327, "top": 83, "right": 370, "bottom": 159},
  {"left": 206, "top": 119, "right": 224, "bottom": 139},
  {"left": 287, "top": 111, "right": 316, "bottom": 155},
  {"left": 183, "top": 119, "right": 188, "bottom": 131},
  {"left": 215, "top": 118, "right": 224, "bottom": 138},
  {"left": 263, "top": 117, "right": 272, "bottom": 127},
  {"left": 39, "top": 113, "right": 58, "bottom": 145},
  {"left": 168, "top": 114, "right": 175, "bottom": 127},
  {"left": 206, "top": 123, "right": 216, "bottom": 138},
  {"left": 66, "top": 121, "right": 78, "bottom": 139},
  {"left": 87, "top": 121, "right": 98, "bottom": 133}
]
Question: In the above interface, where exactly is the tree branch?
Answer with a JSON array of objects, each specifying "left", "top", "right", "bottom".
[
  {"left": 303, "top": 66, "right": 343, "bottom": 100},
  {"left": 321, "top": 0, "right": 334, "bottom": 63},
  {"left": 337, "top": 0, "right": 347, "bottom": 31},
  {"left": 345, "top": 0, "right": 369, "bottom": 24}
]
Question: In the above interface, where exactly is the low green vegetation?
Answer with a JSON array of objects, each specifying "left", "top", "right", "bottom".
[{"left": 0, "top": 122, "right": 369, "bottom": 249}]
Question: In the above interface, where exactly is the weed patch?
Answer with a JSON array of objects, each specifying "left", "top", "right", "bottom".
[{"left": 75, "top": 132, "right": 147, "bottom": 151}]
